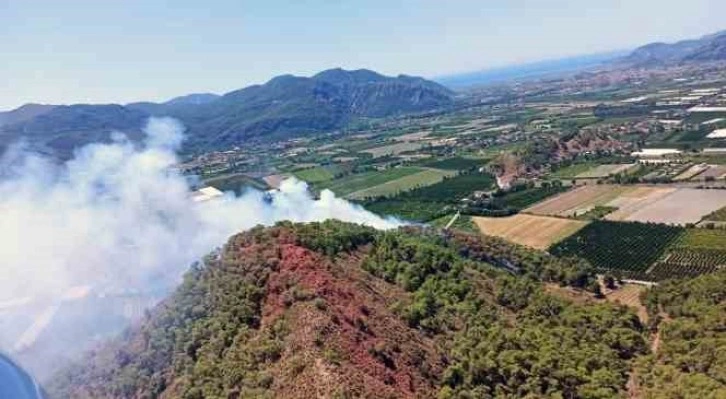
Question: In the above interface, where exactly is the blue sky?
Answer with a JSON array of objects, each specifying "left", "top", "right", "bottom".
[{"left": 1, "top": 0, "right": 725, "bottom": 109}]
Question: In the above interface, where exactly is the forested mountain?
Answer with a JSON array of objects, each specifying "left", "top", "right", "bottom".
[
  {"left": 0, "top": 69, "right": 453, "bottom": 158},
  {"left": 623, "top": 30, "right": 726, "bottom": 65},
  {"left": 48, "top": 221, "right": 651, "bottom": 399}
]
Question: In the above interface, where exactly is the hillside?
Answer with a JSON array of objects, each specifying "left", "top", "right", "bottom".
[
  {"left": 48, "top": 221, "right": 650, "bottom": 399},
  {"left": 0, "top": 104, "right": 147, "bottom": 159},
  {"left": 634, "top": 270, "right": 726, "bottom": 397},
  {"left": 176, "top": 68, "right": 453, "bottom": 151},
  {"left": 0, "top": 69, "right": 453, "bottom": 158},
  {"left": 623, "top": 30, "right": 726, "bottom": 65}
]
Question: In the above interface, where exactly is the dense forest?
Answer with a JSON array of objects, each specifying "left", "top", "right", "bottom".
[{"left": 46, "top": 221, "right": 723, "bottom": 398}]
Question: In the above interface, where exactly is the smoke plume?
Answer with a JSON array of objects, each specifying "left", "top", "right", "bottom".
[{"left": 0, "top": 118, "right": 401, "bottom": 375}]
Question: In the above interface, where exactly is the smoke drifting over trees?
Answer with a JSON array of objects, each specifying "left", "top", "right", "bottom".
[{"left": 0, "top": 118, "right": 400, "bottom": 374}]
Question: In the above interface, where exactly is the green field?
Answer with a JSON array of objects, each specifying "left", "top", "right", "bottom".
[
  {"left": 203, "top": 173, "right": 269, "bottom": 194},
  {"left": 346, "top": 169, "right": 455, "bottom": 199},
  {"left": 293, "top": 166, "right": 339, "bottom": 183},
  {"left": 672, "top": 228, "right": 726, "bottom": 251},
  {"left": 420, "top": 157, "right": 485, "bottom": 171},
  {"left": 495, "top": 185, "right": 569, "bottom": 210},
  {"left": 364, "top": 198, "right": 449, "bottom": 222},
  {"left": 316, "top": 167, "right": 423, "bottom": 196}
]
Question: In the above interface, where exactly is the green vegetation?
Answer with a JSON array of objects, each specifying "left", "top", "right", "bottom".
[
  {"left": 492, "top": 184, "right": 569, "bottom": 210},
  {"left": 575, "top": 205, "right": 618, "bottom": 220},
  {"left": 363, "top": 172, "right": 496, "bottom": 222},
  {"left": 315, "top": 166, "right": 423, "bottom": 196},
  {"left": 420, "top": 156, "right": 485, "bottom": 171},
  {"left": 635, "top": 271, "right": 726, "bottom": 397},
  {"left": 50, "top": 221, "right": 651, "bottom": 399},
  {"left": 702, "top": 205, "right": 726, "bottom": 221},
  {"left": 292, "top": 166, "right": 338, "bottom": 183},
  {"left": 204, "top": 173, "right": 269, "bottom": 194},
  {"left": 346, "top": 169, "right": 454, "bottom": 200},
  {"left": 549, "top": 221, "right": 684, "bottom": 279}
]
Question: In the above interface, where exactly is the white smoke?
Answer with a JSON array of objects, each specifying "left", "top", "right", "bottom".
[{"left": 0, "top": 118, "right": 401, "bottom": 371}]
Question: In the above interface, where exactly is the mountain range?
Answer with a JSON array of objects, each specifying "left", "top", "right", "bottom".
[
  {"left": 0, "top": 69, "right": 453, "bottom": 159},
  {"left": 622, "top": 30, "right": 726, "bottom": 65}
]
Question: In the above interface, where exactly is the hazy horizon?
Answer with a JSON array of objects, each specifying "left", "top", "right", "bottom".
[{"left": 2, "top": 0, "right": 726, "bottom": 109}]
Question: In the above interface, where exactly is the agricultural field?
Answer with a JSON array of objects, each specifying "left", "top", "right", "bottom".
[
  {"left": 622, "top": 188, "right": 726, "bottom": 224},
  {"left": 420, "top": 156, "right": 485, "bottom": 171},
  {"left": 550, "top": 163, "right": 598, "bottom": 178},
  {"left": 493, "top": 185, "right": 570, "bottom": 210},
  {"left": 203, "top": 173, "right": 269, "bottom": 194},
  {"left": 361, "top": 142, "right": 423, "bottom": 158},
  {"left": 315, "top": 167, "right": 422, "bottom": 196},
  {"left": 549, "top": 221, "right": 684, "bottom": 279},
  {"left": 362, "top": 172, "right": 496, "bottom": 222},
  {"left": 525, "top": 185, "right": 629, "bottom": 217},
  {"left": 292, "top": 166, "right": 339, "bottom": 183},
  {"left": 603, "top": 187, "right": 676, "bottom": 221},
  {"left": 364, "top": 198, "right": 448, "bottom": 222},
  {"left": 473, "top": 214, "right": 589, "bottom": 250},
  {"left": 526, "top": 185, "right": 726, "bottom": 225},
  {"left": 346, "top": 168, "right": 455, "bottom": 200},
  {"left": 672, "top": 163, "right": 709, "bottom": 181},
  {"left": 574, "top": 163, "right": 636, "bottom": 178}
]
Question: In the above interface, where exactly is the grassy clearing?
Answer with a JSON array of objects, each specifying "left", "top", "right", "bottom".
[
  {"left": 346, "top": 169, "right": 455, "bottom": 200},
  {"left": 317, "top": 167, "right": 422, "bottom": 197}
]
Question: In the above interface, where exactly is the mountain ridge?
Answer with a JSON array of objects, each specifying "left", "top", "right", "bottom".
[{"left": 0, "top": 69, "right": 453, "bottom": 158}]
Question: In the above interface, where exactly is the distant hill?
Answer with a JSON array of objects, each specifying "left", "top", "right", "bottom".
[
  {"left": 48, "top": 221, "right": 653, "bottom": 399},
  {"left": 622, "top": 30, "right": 726, "bottom": 65},
  {"left": 0, "top": 69, "right": 452, "bottom": 158},
  {"left": 0, "top": 103, "right": 56, "bottom": 127},
  {"left": 0, "top": 104, "right": 147, "bottom": 159}
]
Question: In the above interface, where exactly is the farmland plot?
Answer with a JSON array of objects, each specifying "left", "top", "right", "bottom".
[
  {"left": 473, "top": 214, "right": 589, "bottom": 250},
  {"left": 525, "top": 185, "right": 628, "bottom": 217},
  {"left": 623, "top": 188, "right": 726, "bottom": 224},
  {"left": 575, "top": 164, "right": 636, "bottom": 179},
  {"left": 346, "top": 169, "right": 455, "bottom": 200},
  {"left": 361, "top": 142, "right": 423, "bottom": 158},
  {"left": 604, "top": 187, "right": 676, "bottom": 221}
]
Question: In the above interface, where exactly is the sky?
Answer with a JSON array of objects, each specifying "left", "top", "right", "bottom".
[{"left": 1, "top": 0, "right": 725, "bottom": 109}]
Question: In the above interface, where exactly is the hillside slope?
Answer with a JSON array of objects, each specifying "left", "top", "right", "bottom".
[{"left": 48, "top": 221, "right": 648, "bottom": 399}]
